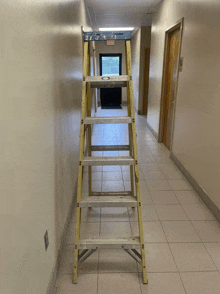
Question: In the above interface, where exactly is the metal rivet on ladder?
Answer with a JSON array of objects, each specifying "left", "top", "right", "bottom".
[
  {"left": 79, "top": 161, "right": 82, "bottom": 166},
  {"left": 75, "top": 245, "right": 78, "bottom": 249},
  {"left": 81, "top": 119, "right": 84, "bottom": 124}
]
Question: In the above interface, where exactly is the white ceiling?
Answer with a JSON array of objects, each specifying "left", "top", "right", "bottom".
[{"left": 84, "top": 0, "right": 163, "bottom": 30}]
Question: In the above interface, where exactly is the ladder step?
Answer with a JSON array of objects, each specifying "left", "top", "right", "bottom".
[
  {"left": 81, "top": 196, "right": 137, "bottom": 207},
  {"left": 84, "top": 116, "right": 132, "bottom": 125},
  {"left": 79, "top": 237, "right": 140, "bottom": 249},
  {"left": 86, "top": 75, "right": 129, "bottom": 88},
  {"left": 82, "top": 156, "right": 134, "bottom": 166},
  {"left": 91, "top": 191, "right": 132, "bottom": 196},
  {"left": 91, "top": 145, "right": 130, "bottom": 151}
]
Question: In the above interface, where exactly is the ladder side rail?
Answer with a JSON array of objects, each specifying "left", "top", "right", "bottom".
[
  {"left": 126, "top": 40, "right": 148, "bottom": 284},
  {"left": 73, "top": 41, "right": 89, "bottom": 284},
  {"left": 125, "top": 45, "right": 134, "bottom": 197},
  {"left": 87, "top": 42, "right": 92, "bottom": 196}
]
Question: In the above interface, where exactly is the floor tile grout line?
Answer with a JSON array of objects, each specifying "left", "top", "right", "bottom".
[
  {"left": 98, "top": 271, "right": 147, "bottom": 274},
  {"left": 139, "top": 174, "right": 153, "bottom": 204},
  {"left": 55, "top": 268, "right": 220, "bottom": 279},
  {"left": 170, "top": 174, "right": 220, "bottom": 272},
  {"left": 186, "top": 217, "right": 220, "bottom": 272},
  {"left": 181, "top": 203, "right": 215, "bottom": 221},
  {"left": 55, "top": 269, "right": 220, "bottom": 276},
  {"left": 144, "top": 132, "right": 220, "bottom": 288},
  {"left": 145, "top": 141, "right": 219, "bottom": 221},
  {"left": 159, "top": 165, "right": 185, "bottom": 182},
  {"left": 97, "top": 212, "right": 101, "bottom": 293},
  {"left": 138, "top": 272, "right": 144, "bottom": 294},
  {"left": 97, "top": 246, "right": 100, "bottom": 294},
  {"left": 153, "top": 203, "right": 188, "bottom": 294}
]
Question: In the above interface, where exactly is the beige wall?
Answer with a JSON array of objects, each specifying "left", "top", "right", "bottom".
[
  {"left": 0, "top": 1, "right": 91, "bottom": 293},
  {"left": 95, "top": 40, "right": 127, "bottom": 104},
  {"left": 148, "top": 0, "right": 220, "bottom": 210},
  {"left": 131, "top": 27, "right": 151, "bottom": 112}
]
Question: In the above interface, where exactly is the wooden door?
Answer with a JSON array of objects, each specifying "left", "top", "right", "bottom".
[
  {"left": 143, "top": 48, "right": 150, "bottom": 114},
  {"left": 163, "top": 28, "right": 180, "bottom": 149}
]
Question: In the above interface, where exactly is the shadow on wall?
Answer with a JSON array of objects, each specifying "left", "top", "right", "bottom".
[{"left": 48, "top": 1, "right": 82, "bottom": 25}]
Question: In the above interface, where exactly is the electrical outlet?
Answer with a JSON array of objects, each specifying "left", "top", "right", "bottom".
[{"left": 44, "top": 230, "right": 49, "bottom": 251}]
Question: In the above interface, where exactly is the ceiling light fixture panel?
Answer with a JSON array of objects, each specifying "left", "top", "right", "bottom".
[{"left": 99, "top": 27, "right": 134, "bottom": 31}]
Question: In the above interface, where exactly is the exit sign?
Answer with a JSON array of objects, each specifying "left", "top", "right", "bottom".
[{"left": 107, "top": 40, "right": 115, "bottom": 45}]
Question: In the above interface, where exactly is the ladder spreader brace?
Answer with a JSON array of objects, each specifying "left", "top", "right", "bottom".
[
  {"left": 73, "top": 32, "right": 148, "bottom": 284},
  {"left": 84, "top": 31, "right": 131, "bottom": 41}
]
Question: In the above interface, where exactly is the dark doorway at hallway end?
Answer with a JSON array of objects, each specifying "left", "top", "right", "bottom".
[{"left": 100, "top": 53, "right": 122, "bottom": 109}]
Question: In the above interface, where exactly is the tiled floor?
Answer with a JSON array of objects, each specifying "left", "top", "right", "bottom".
[{"left": 55, "top": 107, "right": 220, "bottom": 294}]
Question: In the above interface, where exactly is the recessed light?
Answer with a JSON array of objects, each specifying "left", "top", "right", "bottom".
[{"left": 99, "top": 27, "right": 134, "bottom": 31}]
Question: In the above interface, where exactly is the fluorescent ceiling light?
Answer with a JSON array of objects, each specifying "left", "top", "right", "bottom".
[{"left": 99, "top": 27, "right": 134, "bottom": 31}]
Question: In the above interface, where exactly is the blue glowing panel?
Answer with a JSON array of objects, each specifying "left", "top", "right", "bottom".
[{"left": 84, "top": 31, "right": 131, "bottom": 41}]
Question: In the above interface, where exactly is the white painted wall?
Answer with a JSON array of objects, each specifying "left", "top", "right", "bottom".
[
  {"left": 0, "top": 1, "right": 91, "bottom": 293},
  {"left": 148, "top": 0, "right": 220, "bottom": 210}
]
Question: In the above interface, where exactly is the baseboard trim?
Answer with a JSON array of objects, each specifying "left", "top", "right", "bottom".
[
  {"left": 170, "top": 152, "right": 220, "bottom": 224},
  {"left": 146, "top": 121, "right": 158, "bottom": 141},
  {"left": 47, "top": 186, "right": 78, "bottom": 294},
  {"left": 138, "top": 110, "right": 147, "bottom": 115},
  {"left": 46, "top": 260, "right": 59, "bottom": 294}
]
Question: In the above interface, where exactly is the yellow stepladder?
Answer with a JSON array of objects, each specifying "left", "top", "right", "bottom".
[{"left": 73, "top": 31, "right": 148, "bottom": 284}]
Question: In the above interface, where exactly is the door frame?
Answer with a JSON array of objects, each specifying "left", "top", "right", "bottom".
[
  {"left": 99, "top": 53, "right": 122, "bottom": 76},
  {"left": 158, "top": 18, "right": 184, "bottom": 151}
]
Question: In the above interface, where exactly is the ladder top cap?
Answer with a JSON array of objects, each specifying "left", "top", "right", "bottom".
[{"left": 84, "top": 31, "right": 131, "bottom": 41}]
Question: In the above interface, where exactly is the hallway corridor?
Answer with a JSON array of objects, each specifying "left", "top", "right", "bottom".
[{"left": 55, "top": 107, "right": 220, "bottom": 294}]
